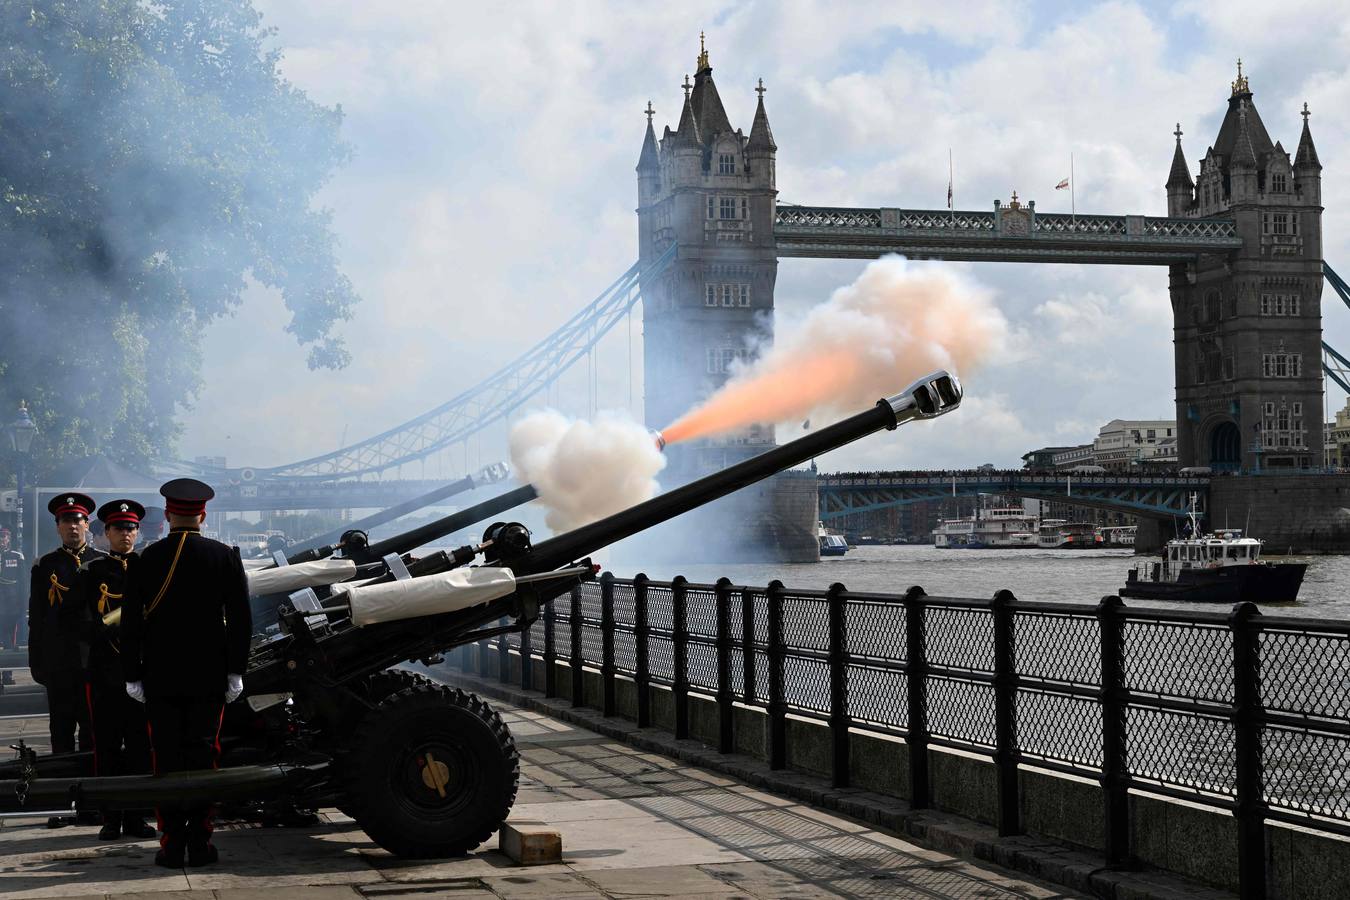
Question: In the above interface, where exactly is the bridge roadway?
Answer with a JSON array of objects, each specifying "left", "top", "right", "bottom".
[
  {"left": 773, "top": 205, "right": 1243, "bottom": 264},
  {"left": 211, "top": 477, "right": 453, "bottom": 512},
  {"left": 819, "top": 469, "right": 1211, "bottom": 521}
]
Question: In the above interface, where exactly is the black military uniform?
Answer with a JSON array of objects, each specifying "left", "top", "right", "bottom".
[
  {"left": 76, "top": 500, "right": 155, "bottom": 841},
  {"left": 121, "top": 479, "right": 250, "bottom": 868},
  {"left": 29, "top": 493, "right": 104, "bottom": 755},
  {"left": 0, "top": 527, "right": 24, "bottom": 648}
]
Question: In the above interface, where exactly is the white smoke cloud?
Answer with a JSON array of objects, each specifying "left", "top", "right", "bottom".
[{"left": 509, "top": 410, "right": 666, "bottom": 533}]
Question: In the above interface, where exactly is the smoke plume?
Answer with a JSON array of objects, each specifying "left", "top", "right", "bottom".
[
  {"left": 509, "top": 410, "right": 666, "bottom": 533},
  {"left": 661, "top": 256, "right": 1005, "bottom": 443}
]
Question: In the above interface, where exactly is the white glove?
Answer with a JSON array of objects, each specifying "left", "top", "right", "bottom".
[
  {"left": 125, "top": 681, "right": 145, "bottom": 704},
  {"left": 225, "top": 673, "right": 244, "bottom": 703}
]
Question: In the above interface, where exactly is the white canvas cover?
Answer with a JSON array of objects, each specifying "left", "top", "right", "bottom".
[
  {"left": 247, "top": 558, "right": 358, "bottom": 596},
  {"left": 343, "top": 567, "right": 517, "bottom": 626},
  {"left": 243, "top": 558, "right": 275, "bottom": 570}
]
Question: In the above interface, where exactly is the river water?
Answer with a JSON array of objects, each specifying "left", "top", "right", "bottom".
[{"left": 615, "top": 545, "right": 1350, "bottom": 621}]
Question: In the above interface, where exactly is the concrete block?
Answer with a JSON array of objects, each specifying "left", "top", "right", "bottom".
[
  {"left": 651, "top": 684, "right": 675, "bottom": 731},
  {"left": 1282, "top": 822, "right": 1350, "bottom": 900},
  {"left": 499, "top": 820, "right": 563, "bottom": 866},
  {"left": 582, "top": 669, "right": 604, "bottom": 708},
  {"left": 689, "top": 693, "right": 720, "bottom": 745},
  {"left": 615, "top": 676, "right": 638, "bottom": 719},
  {"left": 783, "top": 716, "right": 831, "bottom": 778},
  {"left": 1020, "top": 769, "right": 1103, "bottom": 852},
  {"left": 849, "top": 730, "right": 907, "bottom": 800},
  {"left": 733, "top": 704, "right": 766, "bottom": 759},
  {"left": 929, "top": 749, "right": 998, "bottom": 826}
]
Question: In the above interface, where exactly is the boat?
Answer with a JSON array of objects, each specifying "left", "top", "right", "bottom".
[
  {"left": 1037, "top": 520, "right": 1100, "bottom": 549},
  {"left": 818, "top": 523, "right": 849, "bottom": 557},
  {"left": 933, "top": 506, "right": 1039, "bottom": 549},
  {"left": 1120, "top": 499, "right": 1306, "bottom": 603},
  {"left": 1100, "top": 525, "right": 1137, "bottom": 548}
]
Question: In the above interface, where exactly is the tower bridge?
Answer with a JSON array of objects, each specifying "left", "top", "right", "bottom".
[
  {"left": 818, "top": 471, "right": 1210, "bottom": 523},
  {"left": 202, "top": 45, "right": 1339, "bottom": 558}
]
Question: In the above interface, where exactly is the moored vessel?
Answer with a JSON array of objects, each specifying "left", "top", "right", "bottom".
[{"left": 1121, "top": 500, "right": 1306, "bottom": 603}]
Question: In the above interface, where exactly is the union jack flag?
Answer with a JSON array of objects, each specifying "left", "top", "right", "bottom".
[{"left": 1055, "top": 177, "right": 1070, "bottom": 190}]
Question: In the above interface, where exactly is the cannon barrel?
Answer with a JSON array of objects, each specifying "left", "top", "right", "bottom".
[
  {"left": 521, "top": 371, "right": 962, "bottom": 573},
  {"left": 350, "top": 484, "right": 538, "bottom": 564},
  {"left": 286, "top": 474, "right": 480, "bottom": 561}
]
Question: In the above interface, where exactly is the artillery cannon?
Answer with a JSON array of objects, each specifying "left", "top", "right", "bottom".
[{"left": 0, "top": 372, "right": 961, "bottom": 859}]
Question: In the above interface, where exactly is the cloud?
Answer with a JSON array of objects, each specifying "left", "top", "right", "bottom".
[{"left": 179, "top": 1, "right": 1350, "bottom": 479}]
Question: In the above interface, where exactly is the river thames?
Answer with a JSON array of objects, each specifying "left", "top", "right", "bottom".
[{"left": 617, "top": 545, "right": 1350, "bottom": 620}]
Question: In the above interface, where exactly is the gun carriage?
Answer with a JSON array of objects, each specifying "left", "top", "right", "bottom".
[{"left": 1, "top": 373, "right": 961, "bottom": 858}]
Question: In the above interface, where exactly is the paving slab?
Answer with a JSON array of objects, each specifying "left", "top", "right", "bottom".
[{"left": 0, "top": 681, "right": 1111, "bottom": 899}]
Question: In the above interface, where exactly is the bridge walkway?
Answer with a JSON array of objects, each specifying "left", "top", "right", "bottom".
[{"left": 0, "top": 674, "right": 1092, "bottom": 900}]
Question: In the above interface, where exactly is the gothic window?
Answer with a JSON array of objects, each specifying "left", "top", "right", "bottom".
[
  {"left": 721, "top": 284, "right": 735, "bottom": 307},
  {"left": 1223, "top": 354, "right": 1235, "bottom": 380},
  {"left": 741, "top": 197, "right": 748, "bottom": 219},
  {"left": 1262, "top": 353, "right": 1302, "bottom": 378},
  {"left": 1260, "top": 293, "right": 1301, "bottom": 316},
  {"left": 738, "top": 284, "right": 751, "bottom": 307},
  {"left": 1293, "top": 402, "right": 1303, "bottom": 416},
  {"left": 707, "top": 196, "right": 715, "bottom": 219},
  {"left": 719, "top": 197, "right": 736, "bottom": 220},
  {"left": 718, "top": 154, "right": 735, "bottom": 175},
  {"left": 705, "top": 284, "right": 717, "bottom": 307},
  {"left": 1273, "top": 213, "right": 1290, "bottom": 235},
  {"left": 1264, "top": 402, "right": 1276, "bottom": 416},
  {"left": 706, "top": 346, "right": 750, "bottom": 374},
  {"left": 1205, "top": 291, "right": 1220, "bottom": 323},
  {"left": 1272, "top": 172, "right": 1287, "bottom": 192}
]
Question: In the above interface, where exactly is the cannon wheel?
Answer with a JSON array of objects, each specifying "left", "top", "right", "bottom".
[
  {"left": 362, "top": 668, "right": 433, "bottom": 701},
  {"left": 343, "top": 683, "right": 518, "bottom": 858}
]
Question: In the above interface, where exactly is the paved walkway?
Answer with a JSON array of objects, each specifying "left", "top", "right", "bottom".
[{"left": 0, "top": 681, "right": 1080, "bottom": 900}]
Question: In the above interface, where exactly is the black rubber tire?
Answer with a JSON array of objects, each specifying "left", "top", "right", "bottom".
[
  {"left": 343, "top": 684, "right": 518, "bottom": 858},
  {"left": 362, "top": 668, "right": 433, "bottom": 701}
]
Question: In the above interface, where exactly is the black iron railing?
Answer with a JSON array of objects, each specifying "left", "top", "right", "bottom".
[{"left": 475, "top": 575, "right": 1350, "bottom": 899}]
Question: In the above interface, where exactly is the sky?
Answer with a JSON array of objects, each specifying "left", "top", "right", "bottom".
[{"left": 178, "top": 0, "right": 1350, "bottom": 478}]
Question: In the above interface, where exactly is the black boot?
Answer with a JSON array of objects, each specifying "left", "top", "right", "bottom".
[
  {"left": 97, "top": 814, "right": 121, "bottom": 841},
  {"left": 122, "top": 814, "right": 156, "bottom": 840},
  {"left": 155, "top": 834, "right": 185, "bottom": 869},
  {"left": 186, "top": 840, "right": 218, "bottom": 867}
]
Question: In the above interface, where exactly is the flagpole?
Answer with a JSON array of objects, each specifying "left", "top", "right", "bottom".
[
  {"left": 948, "top": 147, "right": 954, "bottom": 221},
  {"left": 1070, "top": 152, "right": 1076, "bottom": 223}
]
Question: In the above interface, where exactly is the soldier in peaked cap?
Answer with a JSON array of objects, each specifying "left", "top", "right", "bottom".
[
  {"left": 75, "top": 500, "right": 155, "bottom": 841},
  {"left": 139, "top": 506, "right": 166, "bottom": 547},
  {"left": 121, "top": 479, "right": 250, "bottom": 868},
  {"left": 29, "top": 492, "right": 104, "bottom": 763}
]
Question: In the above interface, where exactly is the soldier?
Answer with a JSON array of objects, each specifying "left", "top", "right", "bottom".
[
  {"left": 0, "top": 527, "right": 23, "bottom": 649},
  {"left": 121, "top": 479, "right": 250, "bottom": 868},
  {"left": 76, "top": 500, "right": 155, "bottom": 841},
  {"left": 29, "top": 493, "right": 103, "bottom": 761},
  {"left": 139, "top": 506, "right": 166, "bottom": 546}
]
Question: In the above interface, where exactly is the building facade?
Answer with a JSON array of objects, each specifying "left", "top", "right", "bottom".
[
  {"left": 1093, "top": 419, "right": 1177, "bottom": 470},
  {"left": 635, "top": 42, "right": 817, "bottom": 561},
  {"left": 1167, "top": 65, "right": 1324, "bottom": 471}
]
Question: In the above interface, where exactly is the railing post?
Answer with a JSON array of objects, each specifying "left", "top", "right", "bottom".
[
  {"left": 1096, "top": 595, "right": 1130, "bottom": 867},
  {"left": 633, "top": 573, "right": 651, "bottom": 727},
  {"left": 570, "top": 585, "right": 584, "bottom": 707},
  {"left": 766, "top": 580, "right": 787, "bottom": 770},
  {"left": 741, "top": 587, "right": 757, "bottom": 705},
  {"left": 519, "top": 610, "right": 533, "bottom": 692},
  {"left": 904, "top": 586, "right": 930, "bottom": 808},
  {"left": 828, "top": 582, "right": 851, "bottom": 788},
  {"left": 716, "top": 578, "right": 735, "bottom": 754},
  {"left": 543, "top": 589, "right": 557, "bottom": 698},
  {"left": 991, "top": 589, "right": 1020, "bottom": 836},
  {"left": 672, "top": 576, "right": 690, "bottom": 740},
  {"left": 497, "top": 616, "right": 510, "bottom": 684},
  {"left": 1230, "top": 601, "right": 1268, "bottom": 900},
  {"left": 477, "top": 628, "right": 490, "bottom": 679},
  {"left": 601, "top": 572, "right": 616, "bottom": 717}
]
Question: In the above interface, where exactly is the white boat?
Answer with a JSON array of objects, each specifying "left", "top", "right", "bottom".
[
  {"left": 1037, "top": 520, "right": 1100, "bottom": 549},
  {"left": 933, "top": 506, "right": 1039, "bottom": 549},
  {"left": 818, "top": 523, "right": 849, "bottom": 556}
]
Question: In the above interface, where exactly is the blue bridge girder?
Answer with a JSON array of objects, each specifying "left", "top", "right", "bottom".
[
  {"left": 774, "top": 206, "right": 1243, "bottom": 264},
  {"left": 818, "top": 471, "right": 1211, "bottom": 521}
]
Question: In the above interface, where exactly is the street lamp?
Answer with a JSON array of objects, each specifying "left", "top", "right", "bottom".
[{"left": 7, "top": 401, "right": 37, "bottom": 562}]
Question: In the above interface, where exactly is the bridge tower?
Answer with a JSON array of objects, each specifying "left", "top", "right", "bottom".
[
  {"left": 1168, "top": 64, "right": 1324, "bottom": 470},
  {"left": 636, "top": 39, "right": 817, "bottom": 561}
]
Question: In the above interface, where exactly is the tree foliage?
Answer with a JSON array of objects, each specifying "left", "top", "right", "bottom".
[{"left": 0, "top": 0, "right": 356, "bottom": 480}]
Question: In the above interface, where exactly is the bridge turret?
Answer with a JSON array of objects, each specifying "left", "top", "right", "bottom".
[
  {"left": 1168, "top": 63, "right": 1325, "bottom": 472},
  {"left": 1166, "top": 123, "right": 1194, "bottom": 217},
  {"left": 1295, "top": 102, "right": 1322, "bottom": 206}
]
